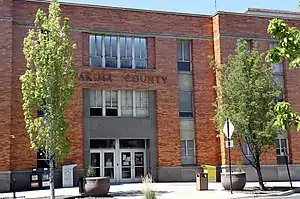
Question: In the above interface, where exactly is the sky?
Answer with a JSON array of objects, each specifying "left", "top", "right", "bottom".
[{"left": 59, "top": 0, "right": 299, "bottom": 15}]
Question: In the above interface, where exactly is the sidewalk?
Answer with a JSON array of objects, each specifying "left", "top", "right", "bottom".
[{"left": 1, "top": 182, "right": 299, "bottom": 199}]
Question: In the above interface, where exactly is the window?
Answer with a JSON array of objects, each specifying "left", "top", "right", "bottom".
[
  {"left": 179, "top": 73, "right": 193, "bottom": 92},
  {"left": 177, "top": 40, "right": 191, "bottom": 71},
  {"left": 90, "top": 90, "right": 103, "bottom": 116},
  {"left": 121, "top": 90, "right": 133, "bottom": 116},
  {"left": 270, "top": 42, "right": 284, "bottom": 101},
  {"left": 105, "top": 36, "right": 118, "bottom": 68},
  {"left": 120, "top": 37, "right": 132, "bottom": 69},
  {"left": 180, "top": 140, "right": 195, "bottom": 165},
  {"left": 135, "top": 91, "right": 149, "bottom": 117},
  {"left": 90, "top": 35, "right": 147, "bottom": 69},
  {"left": 37, "top": 150, "right": 50, "bottom": 168},
  {"left": 120, "top": 139, "right": 145, "bottom": 148},
  {"left": 180, "top": 120, "right": 195, "bottom": 140},
  {"left": 105, "top": 90, "right": 118, "bottom": 116},
  {"left": 134, "top": 38, "right": 147, "bottom": 69},
  {"left": 276, "top": 138, "right": 289, "bottom": 164},
  {"left": 179, "top": 92, "right": 193, "bottom": 118},
  {"left": 246, "top": 40, "right": 253, "bottom": 52},
  {"left": 90, "top": 139, "right": 115, "bottom": 149},
  {"left": 89, "top": 90, "right": 149, "bottom": 117}
]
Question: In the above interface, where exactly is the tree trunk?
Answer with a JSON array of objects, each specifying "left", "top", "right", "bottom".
[
  {"left": 49, "top": 155, "right": 55, "bottom": 199},
  {"left": 255, "top": 162, "right": 266, "bottom": 191}
]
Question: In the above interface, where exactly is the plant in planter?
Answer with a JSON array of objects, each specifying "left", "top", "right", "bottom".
[
  {"left": 221, "top": 163, "right": 246, "bottom": 191},
  {"left": 142, "top": 175, "right": 156, "bottom": 199},
  {"left": 84, "top": 165, "right": 110, "bottom": 197}
]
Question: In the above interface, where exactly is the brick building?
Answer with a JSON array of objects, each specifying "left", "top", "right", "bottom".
[{"left": 1, "top": 0, "right": 300, "bottom": 192}]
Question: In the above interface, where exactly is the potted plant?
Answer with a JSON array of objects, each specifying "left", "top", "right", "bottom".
[
  {"left": 84, "top": 166, "right": 110, "bottom": 197},
  {"left": 221, "top": 163, "right": 246, "bottom": 191}
]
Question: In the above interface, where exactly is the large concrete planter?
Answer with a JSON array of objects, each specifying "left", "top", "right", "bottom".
[
  {"left": 221, "top": 172, "right": 246, "bottom": 191},
  {"left": 84, "top": 177, "right": 110, "bottom": 197}
]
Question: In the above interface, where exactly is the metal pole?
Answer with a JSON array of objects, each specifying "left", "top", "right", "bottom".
[
  {"left": 13, "top": 178, "right": 16, "bottom": 199},
  {"left": 284, "top": 147, "right": 293, "bottom": 189},
  {"left": 227, "top": 118, "right": 233, "bottom": 194}
]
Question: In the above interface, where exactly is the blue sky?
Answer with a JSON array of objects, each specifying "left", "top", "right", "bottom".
[{"left": 59, "top": 0, "right": 299, "bottom": 15}]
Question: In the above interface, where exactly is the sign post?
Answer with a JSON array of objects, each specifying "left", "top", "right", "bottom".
[{"left": 223, "top": 118, "right": 234, "bottom": 194}]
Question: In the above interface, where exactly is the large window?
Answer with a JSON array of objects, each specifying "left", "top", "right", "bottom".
[
  {"left": 270, "top": 42, "right": 284, "bottom": 101},
  {"left": 178, "top": 73, "right": 193, "bottom": 118},
  {"left": 90, "top": 35, "right": 147, "bottom": 69},
  {"left": 90, "top": 90, "right": 149, "bottom": 117},
  {"left": 37, "top": 150, "right": 50, "bottom": 168},
  {"left": 177, "top": 40, "right": 191, "bottom": 72},
  {"left": 180, "top": 140, "right": 195, "bottom": 165},
  {"left": 276, "top": 137, "right": 289, "bottom": 165}
]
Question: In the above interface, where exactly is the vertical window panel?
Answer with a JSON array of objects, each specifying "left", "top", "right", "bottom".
[
  {"left": 179, "top": 73, "right": 193, "bottom": 91},
  {"left": 136, "top": 91, "right": 149, "bottom": 117},
  {"left": 121, "top": 90, "right": 133, "bottom": 116}
]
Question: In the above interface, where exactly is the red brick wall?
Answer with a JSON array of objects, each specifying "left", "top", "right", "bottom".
[{"left": 0, "top": 19, "right": 12, "bottom": 170}]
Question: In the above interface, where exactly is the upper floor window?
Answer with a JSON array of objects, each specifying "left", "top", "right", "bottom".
[
  {"left": 89, "top": 90, "right": 149, "bottom": 117},
  {"left": 90, "top": 35, "right": 147, "bottom": 69},
  {"left": 269, "top": 42, "right": 284, "bottom": 101},
  {"left": 177, "top": 40, "right": 191, "bottom": 72}
]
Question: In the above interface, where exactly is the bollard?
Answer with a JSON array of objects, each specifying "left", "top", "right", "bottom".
[
  {"left": 13, "top": 178, "right": 16, "bottom": 199},
  {"left": 78, "top": 177, "right": 85, "bottom": 194}
]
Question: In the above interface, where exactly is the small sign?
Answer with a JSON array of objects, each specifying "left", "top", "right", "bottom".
[
  {"left": 223, "top": 119, "right": 234, "bottom": 139},
  {"left": 226, "top": 140, "right": 234, "bottom": 148}
]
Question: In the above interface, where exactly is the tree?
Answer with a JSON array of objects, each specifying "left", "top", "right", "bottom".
[
  {"left": 20, "top": 1, "right": 76, "bottom": 198},
  {"left": 267, "top": 1, "right": 300, "bottom": 130},
  {"left": 213, "top": 39, "right": 282, "bottom": 191}
]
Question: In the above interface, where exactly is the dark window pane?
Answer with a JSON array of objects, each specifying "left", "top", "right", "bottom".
[
  {"left": 37, "top": 160, "right": 49, "bottom": 168},
  {"left": 120, "top": 139, "right": 145, "bottom": 148},
  {"left": 91, "top": 153, "right": 100, "bottom": 167},
  {"left": 90, "top": 108, "right": 102, "bottom": 116},
  {"left": 90, "top": 139, "right": 115, "bottom": 149},
  {"left": 106, "top": 108, "right": 118, "bottom": 116},
  {"left": 277, "top": 156, "right": 287, "bottom": 165},
  {"left": 105, "top": 58, "right": 117, "bottom": 68},
  {"left": 104, "top": 168, "right": 114, "bottom": 179},
  {"left": 135, "top": 152, "right": 144, "bottom": 166},
  {"left": 179, "top": 92, "right": 193, "bottom": 112},
  {"left": 121, "top": 152, "right": 131, "bottom": 167},
  {"left": 122, "top": 168, "right": 131, "bottom": 178},
  {"left": 104, "top": 153, "right": 114, "bottom": 167},
  {"left": 95, "top": 168, "right": 100, "bottom": 177},
  {"left": 178, "top": 62, "right": 190, "bottom": 71},
  {"left": 135, "top": 167, "right": 144, "bottom": 178},
  {"left": 37, "top": 110, "right": 44, "bottom": 117},
  {"left": 121, "top": 59, "right": 132, "bottom": 68},
  {"left": 179, "top": 112, "right": 193, "bottom": 118}
]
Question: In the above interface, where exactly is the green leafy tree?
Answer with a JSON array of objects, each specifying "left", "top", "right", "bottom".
[
  {"left": 20, "top": 0, "right": 76, "bottom": 198},
  {"left": 267, "top": 1, "right": 300, "bottom": 130},
  {"left": 213, "top": 39, "right": 281, "bottom": 191}
]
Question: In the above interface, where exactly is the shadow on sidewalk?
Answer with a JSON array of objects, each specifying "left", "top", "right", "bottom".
[{"left": 64, "top": 190, "right": 171, "bottom": 198}]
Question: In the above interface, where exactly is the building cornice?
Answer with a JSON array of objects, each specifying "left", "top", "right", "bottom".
[{"left": 26, "top": 0, "right": 211, "bottom": 18}]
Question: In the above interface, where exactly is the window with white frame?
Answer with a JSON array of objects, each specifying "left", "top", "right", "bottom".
[
  {"left": 276, "top": 137, "right": 289, "bottom": 164},
  {"left": 90, "top": 90, "right": 149, "bottom": 117},
  {"left": 90, "top": 90, "right": 103, "bottom": 116},
  {"left": 135, "top": 91, "right": 149, "bottom": 117},
  {"left": 90, "top": 35, "right": 147, "bottom": 69},
  {"left": 105, "top": 90, "right": 118, "bottom": 116},
  {"left": 269, "top": 42, "right": 284, "bottom": 101},
  {"left": 179, "top": 92, "right": 193, "bottom": 118},
  {"left": 180, "top": 140, "right": 194, "bottom": 157},
  {"left": 177, "top": 40, "right": 191, "bottom": 72},
  {"left": 121, "top": 90, "right": 133, "bottom": 117}
]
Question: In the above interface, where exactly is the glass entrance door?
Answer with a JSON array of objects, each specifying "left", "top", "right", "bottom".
[
  {"left": 134, "top": 151, "right": 145, "bottom": 181},
  {"left": 90, "top": 150, "right": 116, "bottom": 183},
  {"left": 120, "top": 150, "right": 145, "bottom": 182}
]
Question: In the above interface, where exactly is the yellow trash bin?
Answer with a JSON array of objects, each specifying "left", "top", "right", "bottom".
[{"left": 201, "top": 165, "right": 216, "bottom": 181}]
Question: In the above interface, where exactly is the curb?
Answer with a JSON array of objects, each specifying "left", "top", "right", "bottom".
[{"left": 227, "top": 187, "right": 300, "bottom": 199}]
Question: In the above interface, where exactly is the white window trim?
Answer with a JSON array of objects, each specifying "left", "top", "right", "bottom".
[
  {"left": 181, "top": 140, "right": 195, "bottom": 157},
  {"left": 90, "top": 90, "right": 149, "bottom": 117},
  {"left": 276, "top": 137, "right": 289, "bottom": 156},
  {"left": 178, "top": 40, "right": 191, "bottom": 62},
  {"left": 90, "top": 35, "right": 147, "bottom": 69}
]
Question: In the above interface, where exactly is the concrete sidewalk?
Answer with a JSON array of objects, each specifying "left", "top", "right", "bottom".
[{"left": 1, "top": 182, "right": 299, "bottom": 199}]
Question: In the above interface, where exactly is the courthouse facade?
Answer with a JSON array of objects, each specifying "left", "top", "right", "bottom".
[{"left": 1, "top": 0, "right": 300, "bottom": 192}]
